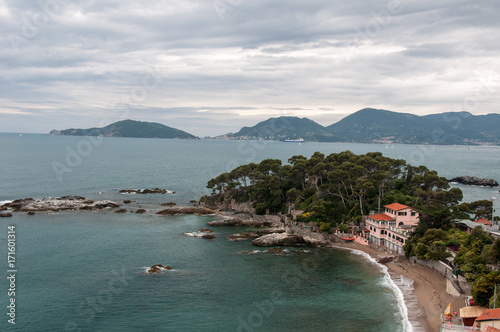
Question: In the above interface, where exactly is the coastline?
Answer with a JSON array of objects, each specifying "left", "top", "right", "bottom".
[{"left": 331, "top": 241, "right": 466, "bottom": 332}]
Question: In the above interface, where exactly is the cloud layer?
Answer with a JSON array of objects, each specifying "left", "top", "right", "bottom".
[{"left": 1, "top": 0, "right": 499, "bottom": 136}]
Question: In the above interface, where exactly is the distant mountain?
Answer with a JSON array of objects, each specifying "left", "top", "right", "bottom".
[
  {"left": 326, "top": 108, "right": 500, "bottom": 145},
  {"left": 50, "top": 119, "right": 197, "bottom": 139},
  {"left": 225, "top": 109, "right": 500, "bottom": 145},
  {"left": 226, "top": 116, "right": 338, "bottom": 142}
]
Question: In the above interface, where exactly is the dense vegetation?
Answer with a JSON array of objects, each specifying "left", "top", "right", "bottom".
[
  {"left": 206, "top": 150, "right": 462, "bottom": 226},
  {"left": 206, "top": 150, "right": 500, "bottom": 306},
  {"left": 226, "top": 108, "right": 500, "bottom": 145},
  {"left": 51, "top": 119, "right": 197, "bottom": 139}
]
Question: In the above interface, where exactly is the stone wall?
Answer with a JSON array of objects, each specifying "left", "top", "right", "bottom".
[{"left": 410, "top": 256, "right": 471, "bottom": 296}]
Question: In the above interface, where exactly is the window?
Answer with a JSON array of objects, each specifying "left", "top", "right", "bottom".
[
  {"left": 398, "top": 222, "right": 404, "bottom": 227},
  {"left": 398, "top": 212, "right": 407, "bottom": 216},
  {"left": 411, "top": 211, "right": 416, "bottom": 216}
]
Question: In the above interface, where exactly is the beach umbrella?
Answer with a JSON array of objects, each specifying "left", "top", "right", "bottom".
[{"left": 444, "top": 303, "right": 453, "bottom": 318}]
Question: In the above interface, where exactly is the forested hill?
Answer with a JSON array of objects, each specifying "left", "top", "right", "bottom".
[
  {"left": 226, "top": 109, "right": 500, "bottom": 145},
  {"left": 204, "top": 150, "right": 465, "bottom": 228},
  {"left": 226, "top": 116, "right": 338, "bottom": 142},
  {"left": 50, "top": 119, "right": 197, "bottom": 139},
  {"left": 326, "top": 108, "right": 500, "bottom": 145}
]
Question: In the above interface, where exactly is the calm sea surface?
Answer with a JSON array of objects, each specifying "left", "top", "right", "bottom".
[{"left": 0, "top": 133, "right": 499, "bottom": 331}]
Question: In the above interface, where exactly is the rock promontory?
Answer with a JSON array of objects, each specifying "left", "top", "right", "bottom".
[
  {"left": 2, "top": 196, "right": 121, "bottom": 212},
  {"left": 120, "top": 188, "right": 175, "bottom": 194},
  {"left": 449, "top": 176, "right": 498, "bottom": 187}
]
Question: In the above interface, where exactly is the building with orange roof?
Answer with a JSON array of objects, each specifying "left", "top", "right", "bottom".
[
  {"left": 474, "top": 308, "right": 500, "bottom": 330},
  {"left": 485, "top": 326, "right": 500, "bottom": 332},
  {"left": 365, "top": 203, "right": 419, "bottom": 254},
  {"left": 476, "top": 218, "right": 493, "bottom": 227}
]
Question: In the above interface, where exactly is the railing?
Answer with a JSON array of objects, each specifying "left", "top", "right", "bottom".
[{"left": 440, "top": 323, "right": 479, "bottom": 332}]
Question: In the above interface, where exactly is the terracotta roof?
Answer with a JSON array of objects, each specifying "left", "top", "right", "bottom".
[
  {"left": 475, "top": 218, "right": 493, "bottom": 226},
  {"left": 384, "top": 203, "right": 410, "bottom": 211},
  {"left": 368, "top": 213, "right": 394, "bottom": 221},
  {"left": 476, "top": 308, "right": 500, "bottom": 322},
  {"left": 485, "top": 326, "right": 500, "bottom": 332}
]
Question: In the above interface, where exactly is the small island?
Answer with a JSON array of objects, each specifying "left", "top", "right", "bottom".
[{"left": 50, "top": 119, "right": 198, "bottom": 139}]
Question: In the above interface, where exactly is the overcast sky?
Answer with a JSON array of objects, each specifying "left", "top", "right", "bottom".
[{"left": 1, "top": 0, "right": 499, "bottom": 136}]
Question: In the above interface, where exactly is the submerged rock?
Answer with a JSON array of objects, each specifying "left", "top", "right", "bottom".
[
  {"left": 266, "top": 247, "right": 285, "bottom": 254},
  {"left": 135, "top": 209, "right": 146, "bottom": 214},
  {"left": 449, "top": 176, "right": 498, "bottom": 187},
  {"left": 161, "top": 202, "right": 176, "bottom": 206},
  {"left": 114, "top": 209, "right": 127, "bottom": 213},
  {"left": 0, "top": 213, "right": 13, "bottom": 217}
]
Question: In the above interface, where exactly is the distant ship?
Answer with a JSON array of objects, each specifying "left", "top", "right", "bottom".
[{"left": 284, "top": 138, "right": 305, "bottom": 143}]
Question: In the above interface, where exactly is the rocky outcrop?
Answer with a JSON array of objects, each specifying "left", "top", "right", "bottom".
[
  {"left": 135, "top": 209, "right": 146, "bottom": 214},
  {"left": 377, "top": 256, "right": 396, "bottom": 264},
  {"left": 207, "top": 218, "right": 243, "bottom": 226},
  {"left": 185, "top": 229, "right": 216, "bottom": 239},
  {"left": 251, "top": 231, "right": 326, "bottom": 247},
  {"left": 449, "top": 176, "right": 498, "bottom": 187},
  {"left": 267, "top": 248, "right": 286, "bottom": 254},
  {"left": 255, "top": 228, "right": 286, "bottom": 236},
  {"left": 161, "top": 202, "right": 176, "bottom": 206},
  {"left": 119, "top": 188, "right": 176, "bottom": 194},
  {"left": 252, "top": 233, "right": 305, "bottom": 247},
  {"left": 156, "top": 207, "right": 214, "bottom": 215},
  {"left": 207, "top": 215, "right": 281, "bottom": 228},
  {"left": 0, "top": 213, "right": 13, "bottom": 217},
  {"left": 203, "top": 193, "right": 255, "bottom": 214},
  {"left": 227, "top": 232, "right": 260, "bottom": 241},
  {"left": 147, "top": 264, "right": 173, "bottom": 273},
  {"left": 2, "top": 197, "right": 121, "bottom": 212}
]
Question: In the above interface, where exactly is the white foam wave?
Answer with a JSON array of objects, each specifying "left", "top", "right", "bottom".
[
  {"left": 0, "top": 200, "right": 13, "bottom": 206},
  {"left": 338, "top": 247, "right": 413, "bottom": 332}
]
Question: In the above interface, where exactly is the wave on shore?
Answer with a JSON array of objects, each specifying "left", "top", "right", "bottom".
[{"left": 337, "top": 247, "right": 414, "bottom": 332}]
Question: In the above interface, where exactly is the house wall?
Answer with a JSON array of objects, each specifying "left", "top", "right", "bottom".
[{"left": 385, "top": 207, "right": 419, "bottom": 226}]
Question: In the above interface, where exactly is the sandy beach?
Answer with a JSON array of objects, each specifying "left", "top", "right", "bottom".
[{"left": 332, "top": 241, "right": 466, "bottom": 332}]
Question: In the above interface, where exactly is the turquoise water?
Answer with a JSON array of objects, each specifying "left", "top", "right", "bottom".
[{"left": 1, "top": 134, "right": 499, "bottom": 331}]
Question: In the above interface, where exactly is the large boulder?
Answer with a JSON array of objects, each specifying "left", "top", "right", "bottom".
[{"left": 251, "top": 233, "right": 304, "bottom": 247}]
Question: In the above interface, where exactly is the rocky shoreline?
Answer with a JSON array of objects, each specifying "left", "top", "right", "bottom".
[{"left": 449, "top": 175, "right": 498, "bottom": 187}]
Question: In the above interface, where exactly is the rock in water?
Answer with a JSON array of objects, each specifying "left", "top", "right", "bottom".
[
  {"left": 449, "top": 176, "right": 498, "bottom": 187},
  {"left": 148, "top": 264, "right": 164, "bottom": 273},
  {"left": 0, "top": 213, "right": 13, "bottom": 217},
  {"left": 251, "top": 233, "right": 304, "bottom": 247}
]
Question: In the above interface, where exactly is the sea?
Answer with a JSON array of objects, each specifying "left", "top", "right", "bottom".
[{"left": 0, "top": 133, "right": 499, "bottom": 332}]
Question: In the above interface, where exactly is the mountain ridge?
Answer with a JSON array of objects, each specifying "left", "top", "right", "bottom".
[{"left": 226, "top": 108, "right": 500, "bottom": 145}]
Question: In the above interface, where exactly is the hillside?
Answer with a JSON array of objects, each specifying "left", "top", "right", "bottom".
[
  {"left": 326, "top": 109, "right": 500, "bottom": 144},
  {"left": 227, "top": 116, "right": 338, "bottom": 142},
  {"left": 50, "top": 119, "right": 197, "bottom": 139},
  {"left": 226, "top": 109, "right": 500, "bottom": 145}
]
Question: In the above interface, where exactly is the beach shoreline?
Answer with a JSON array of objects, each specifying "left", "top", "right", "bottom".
[{"left": 331, "top": 241, "right": 467, "bottom": 332}]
